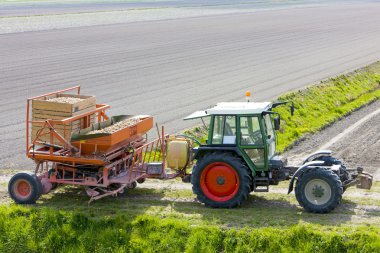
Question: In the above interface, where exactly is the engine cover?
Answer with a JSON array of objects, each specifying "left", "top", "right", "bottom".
[{"left": 269, "top": 155, "right": 288, "bottom": 170}]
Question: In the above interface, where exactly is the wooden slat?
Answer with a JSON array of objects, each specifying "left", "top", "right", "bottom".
[
  {"left": 32, "top": 99, "right": 72, "bottom": 113},
  {"left": 31, "top": 116, "right": 95, "bottom": 130},
  {"left": 32, "top": 112, "right": 95, "bottom": 122},
  {"left": 32, "top": 105, "right": 96, "bottom": 118},
  {"left": 72, "top": 97, "right": 96, "bottom": 112}
]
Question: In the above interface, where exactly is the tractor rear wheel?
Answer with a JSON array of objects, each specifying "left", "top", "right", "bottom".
[
  {"left": 8, "top": 172, "right": 42, "bottom": 204},
  {"left": 191, "top": 152, "right": 251, "bottom": 208},
  {"left": 295, "top": 168, "right": 343, "bottom": 213}
]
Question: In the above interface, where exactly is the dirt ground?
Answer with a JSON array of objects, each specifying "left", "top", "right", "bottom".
[{"left": 284, "top": 100, "right": 380, "bottom": 180}]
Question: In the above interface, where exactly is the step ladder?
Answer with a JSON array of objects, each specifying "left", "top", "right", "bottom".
[{"left": 253, "top": 177, "right": 269, "bottom": 192}]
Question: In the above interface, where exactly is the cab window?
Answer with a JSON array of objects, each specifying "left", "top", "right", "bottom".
[
  {"left": 211, "top": 115, "right": 236, "bottom": 144},
  {"left": 240, "top": 116, "right": 263, "bottom": 146}
]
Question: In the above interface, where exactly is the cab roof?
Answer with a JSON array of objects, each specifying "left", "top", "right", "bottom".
[{"left": 184, "top": 102, "right": 272, "bottom": 120}]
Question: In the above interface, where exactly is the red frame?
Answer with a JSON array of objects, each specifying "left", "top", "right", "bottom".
[{"left": 25, "top": 86, "right": 183, "bottom": 201}]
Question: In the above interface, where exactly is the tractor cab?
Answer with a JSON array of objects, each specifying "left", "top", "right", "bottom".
[{"left": 184, "top": 101, "right": 283, "bottom": 173}]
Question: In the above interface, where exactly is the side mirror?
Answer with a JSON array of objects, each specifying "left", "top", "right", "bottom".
[
  {"left": 274, "top": 116, "right": 280, "bottom": 130},
  {"left": 290, "top": 104, "right": 295, "bottom": 116}
]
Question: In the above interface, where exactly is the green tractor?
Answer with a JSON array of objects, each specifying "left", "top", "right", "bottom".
[{"left": 184, "top": 100, "right": 373, "bottom": 213}]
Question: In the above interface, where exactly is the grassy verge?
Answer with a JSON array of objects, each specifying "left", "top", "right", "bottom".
[
  {"left": 273, "top": 62, "right": 380, "bottom": 152},
  {"left": 0, "top": 205, "right": 379, "bottom": 253},
  {"left": 0, "top": 179, "right": 379, "bottom": 252}
]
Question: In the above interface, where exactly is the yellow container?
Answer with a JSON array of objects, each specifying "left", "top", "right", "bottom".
[{"left": 166, "top": 137, "right": 190, "bottom": 170}]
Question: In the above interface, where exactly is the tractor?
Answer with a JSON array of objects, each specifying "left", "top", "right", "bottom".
[{"left": 184, "top": 96, "right": 373, "bottom": 213}]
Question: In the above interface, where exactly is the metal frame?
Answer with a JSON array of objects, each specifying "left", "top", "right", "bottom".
[{"left": 25, "top": 86, "right": 183, "bottom": 202}]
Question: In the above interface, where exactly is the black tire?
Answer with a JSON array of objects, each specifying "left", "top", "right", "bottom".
[
  {"left": 295, "top": 168, "right": 343, "bottom": 213},
  {"left": 127, "top": 181, "right": 137, "bottom": 189},
  {"left": 8, "top": 172, "right": 42, "bottom": 204},
  {"left": 34, "top": 174, "right": 43, "bottom": 197},
  {"left": 191, "top": 152, "right": 251, "bottom": 208},
  {"left": 48, "top": 168, "right": 60, "bottom": 190}
]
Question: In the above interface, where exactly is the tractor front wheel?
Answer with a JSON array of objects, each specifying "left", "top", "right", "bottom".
[
  {"left": 295, "top": 168, "right": 343, "bottom": 213},
  {"left": 8, "top": 172, "right": 42, "bottom": 204},
  {"left": 191, "top": 152, "right": 251, "bottom": 208}
]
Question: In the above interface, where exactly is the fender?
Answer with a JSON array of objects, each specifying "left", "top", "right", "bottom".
[
  {"left": 287, "top": 161, "right": 325, "bottom": 194},
  {"left": 193, "top": 145, "right": 242, "bottom": 160},
  {"left": 302, "top": 150, "right": 332, "bottom": 164}
]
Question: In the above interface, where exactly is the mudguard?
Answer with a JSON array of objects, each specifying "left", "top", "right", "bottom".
[
  {"left": 287, "top": 161, "right": 325, "bottom": 194},
  {"left": 193, "top": 146, "right": 242, "bottom": 160},
  {"left": 302, "top": 150, "right": 332, "bottom": 164}
]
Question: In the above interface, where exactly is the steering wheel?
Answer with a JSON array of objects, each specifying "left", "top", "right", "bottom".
[{"left": 249, "top": 130, "right": 262, "bottom": 145}]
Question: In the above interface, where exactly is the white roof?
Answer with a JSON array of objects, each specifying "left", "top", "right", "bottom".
[{"left": 184, "top": 102, "right": 272, "bottom": 120}]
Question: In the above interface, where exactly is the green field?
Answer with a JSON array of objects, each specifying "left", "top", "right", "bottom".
[{"left": 1, "top": 62, "right": 380, "bottom": 252}]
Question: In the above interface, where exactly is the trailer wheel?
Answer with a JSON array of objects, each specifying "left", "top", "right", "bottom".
[
  {"left": 8, "top": 172, "right": 42, "bottom": 204},
  {"left": 295, "top": 168, "right": 343, "bottom": 213},
  {"left": 191, "top": 152, "right": 251, "bottom": 208},
  {"left": 127, "top": 181, "right": 137, "bottom": 189},
  {"left": 48, "top": 169, "right": 61, "bottom": 190}
]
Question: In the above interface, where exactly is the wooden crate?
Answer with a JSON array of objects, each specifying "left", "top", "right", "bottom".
[{"left": 31, "top": 94, "right": 96, "bottom": 145}]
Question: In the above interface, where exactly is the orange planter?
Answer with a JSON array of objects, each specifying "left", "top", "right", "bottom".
[{"left": 71, "top": 115, "right": 153, "bottom": 155}]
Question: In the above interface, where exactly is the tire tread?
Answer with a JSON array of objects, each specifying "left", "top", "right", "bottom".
[{"left": 191, "top": 152, "right": 251, "bottom": 208}]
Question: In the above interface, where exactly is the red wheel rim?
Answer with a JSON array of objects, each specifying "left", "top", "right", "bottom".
[
  {"left": 13, "top": 179, "right": 32, "bottom": 199},
  {"left": 200, "top": 162, "right": 239, "bottom": 202}
]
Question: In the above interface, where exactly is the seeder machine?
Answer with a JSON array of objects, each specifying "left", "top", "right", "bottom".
[{"left": 9, "top": 86, "right": 191, "bottom": 203}]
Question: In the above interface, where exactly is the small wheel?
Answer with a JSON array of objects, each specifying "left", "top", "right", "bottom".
[
  {"left": 48, "top": 169, "right": 61, "bottom": 190},
  {"left": 295, "top": 168, "right": 343, "bottom": 213},
  {"left": 127, "top": 181, "right": 137, "bottom": 189},
  {"left": 191, "top": 152, "right": 251, "bottom": 208},
  {"left": 8, "top": 172, "right": 42, "bottom": 204},
  {"left": 137, "top": 178, "right": 146, "bottom": 184}
]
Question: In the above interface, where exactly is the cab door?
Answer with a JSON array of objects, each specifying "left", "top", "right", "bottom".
[
  {"left": 238, "top": 116, "right": 266, "bottom": 171},
  {"left": 263, "top": 114, "right": 276, "bottom": 160}
]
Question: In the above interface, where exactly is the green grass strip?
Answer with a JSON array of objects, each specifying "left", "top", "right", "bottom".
[
  {"left": 0, "top": 205, "right": 379, "bottom": 252},
  {"left": 273, "top": 62, "right": 380, "bottom": 152}
]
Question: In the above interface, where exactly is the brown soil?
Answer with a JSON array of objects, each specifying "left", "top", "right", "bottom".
[{"left": 284, "top": 100, "right": 380, "bottom": 180}]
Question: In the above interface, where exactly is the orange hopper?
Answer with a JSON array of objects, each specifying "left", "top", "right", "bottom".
[{"left": 71, "top": 115, "right": 153, "bottom": 156}]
